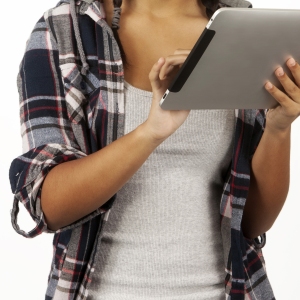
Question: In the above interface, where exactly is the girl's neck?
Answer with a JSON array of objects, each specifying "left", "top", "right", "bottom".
[{"left": 120, "top": 0, "right": 207, "bottom": 19}]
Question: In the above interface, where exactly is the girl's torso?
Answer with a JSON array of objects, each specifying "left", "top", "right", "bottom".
[{"left": 89, "top": 81, "right": 235, "bottom": 299}]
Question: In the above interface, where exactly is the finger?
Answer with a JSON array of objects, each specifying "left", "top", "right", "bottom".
[
  {"left": 159, "top": 50, "right": 191, "bottom": 79},
  {"left": 159, "top": 54, "right": 188, "bottom": 80},
  {"left": 173, "top": 49, "right": 191, "bottom": 55},
  {"left": 275, "top": 67, "right": 300, "bottom": 103},
  {"left": 287, "top": 57, "right": 300, "bottom": 87},
  {"left": 149, "top": 57, "right": 165, "bottom": 90},
  {"left": 265, "top": 81, "right": 299, "bottom": 111}
]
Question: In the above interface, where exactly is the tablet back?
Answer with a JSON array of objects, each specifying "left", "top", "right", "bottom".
[{"left": 160, "top": 8, "right": 300, "bottom": 110}]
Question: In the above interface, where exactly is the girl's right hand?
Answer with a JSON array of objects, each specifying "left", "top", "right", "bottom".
[{"left": 143, "top": 49, "right": 191, "bottom": 143}]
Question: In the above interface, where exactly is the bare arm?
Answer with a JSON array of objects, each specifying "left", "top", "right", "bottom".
[
  {"left": 41, "top": 52, "right": 191, "bottom": 231},
  {"left": 242, "top": 57, "right": 300, "bottom": 239},
  {"left": 41, "top": 124, "right": 161, "bottom": 231},
  {"left": 241, "top": 126, "right": 290, "bottom": 239}
]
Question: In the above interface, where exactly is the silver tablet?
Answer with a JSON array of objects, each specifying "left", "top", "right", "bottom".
[{"left": 160, "top": 8, "right": 300, "bottom": 110}]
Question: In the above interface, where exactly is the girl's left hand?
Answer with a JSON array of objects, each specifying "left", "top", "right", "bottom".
[{"left": 265, "top": 57, "right": 300, "bottom": 133}]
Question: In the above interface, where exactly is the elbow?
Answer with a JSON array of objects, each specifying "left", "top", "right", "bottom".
[
  {"left": 40, "top": 171, "right": 64, "bottom": 232},
  {"left": 41, "top": 194, "right": 62, "bottom": 232},
  {"left": 241, "top": 217, "right": 273, "bottom": 240},
  {"left": 242, "top": 226, "right": 269, "bottom": 241},
  {"left": 43, "top": 213, "right": 61, "bottom": 232}
]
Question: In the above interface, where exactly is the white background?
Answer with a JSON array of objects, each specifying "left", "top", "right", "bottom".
[{"left": 1, "top": 0, "right": 299, "bottom": 299}]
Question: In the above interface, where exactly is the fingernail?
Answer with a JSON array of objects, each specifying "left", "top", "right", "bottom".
[
  {"left": 276, "top": 67, "right": 284, "bottom": 77},
  {"left": 265, "top": 82, "right": 273, "bottom": 90},
  {"left": 288, "top": 58, "right": 296, "bottom": 67},
  {"left": 157, "top": 57, "right": 164, "bottom": 64}
]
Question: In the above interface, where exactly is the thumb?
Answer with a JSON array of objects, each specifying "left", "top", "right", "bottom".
[{"left": 149, "top": 57, "right": 165, "bottom": 92}]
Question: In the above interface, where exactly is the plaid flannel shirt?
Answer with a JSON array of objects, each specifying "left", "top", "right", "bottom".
[{"left": 9, "top": 0, "right": 276, "bottom": 299}]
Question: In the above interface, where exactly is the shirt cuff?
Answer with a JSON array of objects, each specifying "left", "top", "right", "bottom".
[{"left": 9, "top": 143, "right": 104, "bottom": 238}]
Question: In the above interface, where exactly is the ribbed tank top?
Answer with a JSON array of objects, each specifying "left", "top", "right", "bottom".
[{"left": 89, "top": 80, "right": 235, "bottom": 299}]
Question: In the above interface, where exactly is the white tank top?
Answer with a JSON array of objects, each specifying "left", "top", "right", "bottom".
[{"left": 89, "top": 80, "right": 235, "bottom": 299}]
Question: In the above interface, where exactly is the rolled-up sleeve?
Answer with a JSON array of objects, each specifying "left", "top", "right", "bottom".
[
  {"left": 9, "top": 145, "right": 87, "bottom": 237},
  {"left": 9, "top": 16, "right": 101, "bottom": 238}
]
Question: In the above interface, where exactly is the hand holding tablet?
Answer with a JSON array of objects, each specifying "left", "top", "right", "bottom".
[{"left": 264, "top": 58, "right": 300, "bottom": 134}]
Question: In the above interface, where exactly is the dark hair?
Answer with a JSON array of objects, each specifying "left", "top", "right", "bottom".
[
  {"left": 112, "top": 0, "right": 221, "bottom": 67},
  {"left": 201, "top": 0, "right": 220, "bottom": 18}
]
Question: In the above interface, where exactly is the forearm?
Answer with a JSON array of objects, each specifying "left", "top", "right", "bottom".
[
  {"left": 41, "top": 54, "right": 191, "bottom": 231},
  {"left": 241, "top": 125, "right": 291, "bottom": 239},
  {"left": 41, "top": 123, "right": 162, "bottom": 231}
]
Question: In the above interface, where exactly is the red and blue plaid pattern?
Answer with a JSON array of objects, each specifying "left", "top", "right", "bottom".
[{"left": 9, "top": 0, "right": 275, "bottom": 299}]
